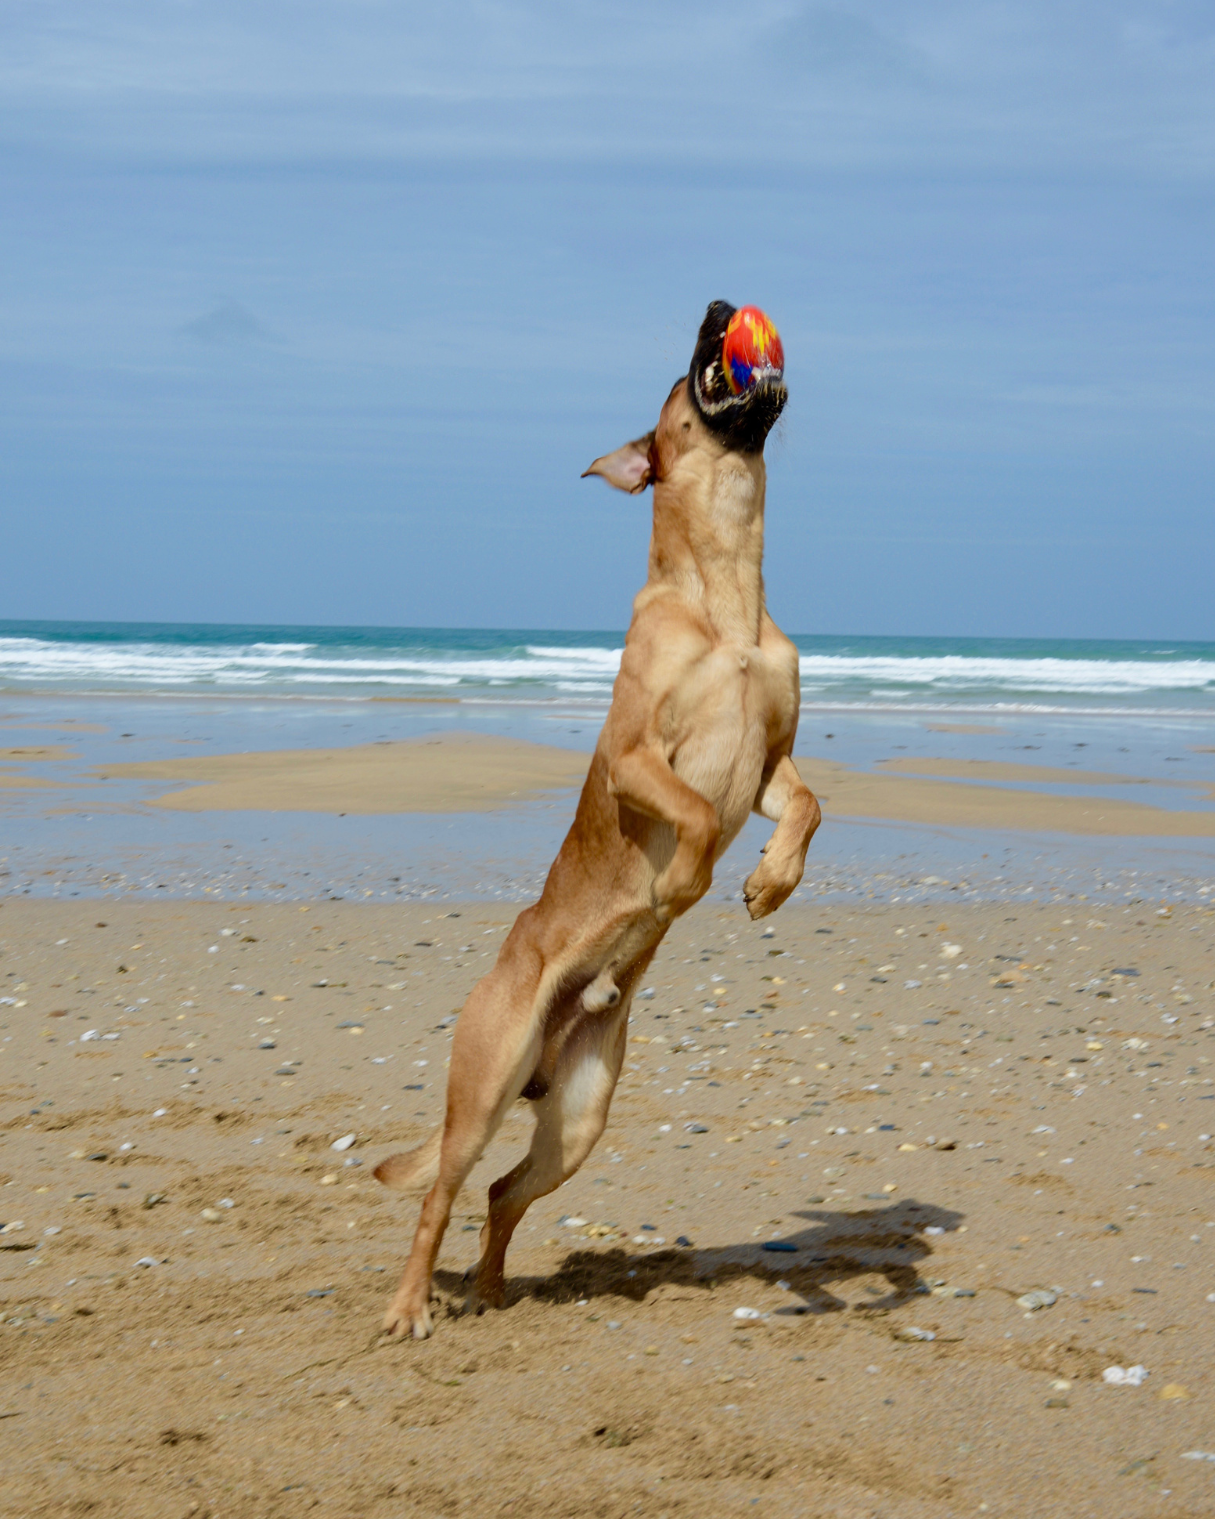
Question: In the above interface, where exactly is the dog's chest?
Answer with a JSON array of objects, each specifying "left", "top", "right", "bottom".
[{"left": 669, "top": 644, "right": 784, "bottom": 841}]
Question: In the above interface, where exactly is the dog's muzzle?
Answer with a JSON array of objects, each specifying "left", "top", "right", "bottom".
[{"left": 688, "top": 300, "right": 788, "bottom": 453}]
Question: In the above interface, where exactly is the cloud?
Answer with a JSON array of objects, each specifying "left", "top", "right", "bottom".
[
  {"left": 178, "top": 301, "right": 280, "bottom": 347},
  {"left": 766, "top": 5, "right": 930, "bottom": 86},
  {"left": 2, "top": 2, "right": 1213, "bottom": 173}
]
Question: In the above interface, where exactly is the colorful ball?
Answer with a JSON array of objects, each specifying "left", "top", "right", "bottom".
[{"left": 722, "top": 306, "right": 784, "bottom": 395}]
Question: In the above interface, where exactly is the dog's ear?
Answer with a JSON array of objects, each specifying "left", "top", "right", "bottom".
[{"left": 582, "top": 432, "right": 655, "bottom": 494}]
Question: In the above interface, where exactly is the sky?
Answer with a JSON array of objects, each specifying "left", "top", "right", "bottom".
[{"left": 2, "top": 2, "right": 1213, "bottom": 639}]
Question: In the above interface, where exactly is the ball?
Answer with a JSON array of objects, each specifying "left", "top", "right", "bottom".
[{"left": 722, "top": 306, "right": 784, "bottom": 395}]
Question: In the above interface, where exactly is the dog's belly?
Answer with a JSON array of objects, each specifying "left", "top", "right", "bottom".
[
  {"left": 668, "top": 650, "right": 775, "bottom": 848},
  {"left": 675, "top": 730, "right": 766, "bottom": 849}
]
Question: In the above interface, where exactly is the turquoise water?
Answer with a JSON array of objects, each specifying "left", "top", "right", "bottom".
[{"left": 3, "top": 622, "right": 1215, "bottom": 714}]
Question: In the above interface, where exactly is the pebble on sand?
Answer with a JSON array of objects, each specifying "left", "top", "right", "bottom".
[
  {"left": 331, "top": 1134, "right": 356, "bottom": 1151},
  {"left": 1102, "top": 1365, "right": 1149, "bottom": 1387}
]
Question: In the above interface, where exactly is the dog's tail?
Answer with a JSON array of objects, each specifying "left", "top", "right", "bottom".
[{"left": 373, "top": 1127, "right": 443, "bottom": 1193}]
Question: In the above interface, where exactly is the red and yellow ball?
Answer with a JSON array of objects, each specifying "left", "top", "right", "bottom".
[{"left": 722, "top": 306, "right": 784, "bottom": 395}]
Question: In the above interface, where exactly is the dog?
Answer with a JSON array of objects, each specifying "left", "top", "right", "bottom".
[{"left": 375, "top": 300, "right": 821, "bottom": 1339}]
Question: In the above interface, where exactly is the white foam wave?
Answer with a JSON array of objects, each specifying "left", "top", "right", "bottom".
[
  {"left": 1, "top": 635, "right": 1213, "bottom": 711},
  {"left": 526, "top": 644, "right": 623, "bottom": 667},
  {"left": 797, "top": 699, "right": 1215, "bottom": 718},
  {"left": 0, "top": 636, "right": 624, "bottom": 691},
  {"left": 797, "top": 654, "right": 1215, "bottom": 695}
]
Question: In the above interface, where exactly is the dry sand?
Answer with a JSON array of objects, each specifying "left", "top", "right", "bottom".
[
  {"left": 2, "top": 897, "right": 1213, "bottom": 1518},
  {"left": 0, "top": 747, "right": 76, "bottom": 790},
  {"left": 91, "top": 732, "right": 591, "bottom": 814},
  {"left": 0, "top": 748, "right": 77, "bottom": 763},
  {"left": 874, "top": 758, "right": 1168, "bottom": 786},
  {"left": 796, "top": 758, "right": 1215, "bottom": 837},
  {"left": 69, "top": 733, "right": 1215, "bottom": 836}
]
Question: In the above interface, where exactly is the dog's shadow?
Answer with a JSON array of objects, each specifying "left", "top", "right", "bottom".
[{"left": 433, "top": 1198, "right": 965, "bottom": 1317}]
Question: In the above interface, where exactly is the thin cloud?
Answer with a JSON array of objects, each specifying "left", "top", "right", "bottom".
[
  {"left": 178, "top": 300, "right": 282, "bottom": 348},
  {"left": 2, "top": 2, "right": 1213, "bottom": 172}
]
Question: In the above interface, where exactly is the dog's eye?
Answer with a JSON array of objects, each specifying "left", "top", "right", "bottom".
[{"left": 682, "top": 421, "right": 691, "bottom": 432}]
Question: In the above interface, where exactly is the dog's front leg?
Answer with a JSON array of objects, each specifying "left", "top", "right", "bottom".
[
  {"left": 609, "top": 747, "right": 720, "bottom": 921},
  {"left": 743, "top": 753, "right": 821, "bottom": 920}
]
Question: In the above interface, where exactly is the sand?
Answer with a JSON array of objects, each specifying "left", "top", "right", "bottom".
[
  {"left": 0, "top": 747, "right": 77, "bottom": 763},
  {"left": 2, "top": 896, "right": 1212, "bottom": 1517},
  {"left": 795, "top": 758, "right": 1215, "bottom": 837},
  {"left": 0, "top": 746, "right": 76, "bottom": 790},
  {"left": 71, "top": 733, "right": 1215, "bottom": 836},
  {"left": 874, "top": 758, "right": 1165, "bottom": 786},
  {"left": 92, "top": 732, "right": 591, "bottom": 814}
]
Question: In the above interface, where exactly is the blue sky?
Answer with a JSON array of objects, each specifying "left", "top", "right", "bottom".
[{"left": 2, "top": 2, "right": 1213, "bottom": 637}]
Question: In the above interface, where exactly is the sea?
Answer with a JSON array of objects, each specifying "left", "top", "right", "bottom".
[
  {"left": 2, "top": 622, "right": 1213, "bottom": 905},
  {"left": 3, "top": 622, "right": 1214, "bottom": 715}
]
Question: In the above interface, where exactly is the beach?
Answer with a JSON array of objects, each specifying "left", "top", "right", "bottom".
[
  {"left": 2, "top": 628, "right": 1215, "bottom": 1516},
  {"left": 2, "top": 895, "right": 1213, "bottom": 1518},
  {"left": 9, "top": 0, "right": 1215, "bottom": 1504}
]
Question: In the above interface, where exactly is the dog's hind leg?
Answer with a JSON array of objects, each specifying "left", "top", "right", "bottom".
[
  {"left": 471, "top": 1005, "right": 629, "bottom": 1311},
  {"left": 380, "top": 945, "right": 545, "bottom": 1340},
  {"left": 373, "top": 1127, "right": 442, "bottom": 1194}
]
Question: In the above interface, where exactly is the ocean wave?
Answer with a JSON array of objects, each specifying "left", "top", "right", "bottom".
[
  {"left": 2, "top": 627, "right": 1214, "bottom": 713},
  {"left": 0, "top": 636, "right": 623, "bottom": 689},
  {"left": 797, "top": 653, "right": 1215, "bottom": 695}
]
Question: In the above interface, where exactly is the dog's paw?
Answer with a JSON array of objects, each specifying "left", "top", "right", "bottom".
[
  {"left": 743, "top": 857, "right": 799, "bottom": 920},
  {"left": 466, "top": 1272, "right": 506, "bottom": 1313},
  {"left": 381, "top": 1294, "right": 434, "bottom": 1340},
  {"left": 742, "top": 885, "right": 777, "bottom": 921}
]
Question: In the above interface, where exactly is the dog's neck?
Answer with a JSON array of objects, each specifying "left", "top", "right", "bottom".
[{"left": 644, "top": 451, "right": 767, "bottom": 643}]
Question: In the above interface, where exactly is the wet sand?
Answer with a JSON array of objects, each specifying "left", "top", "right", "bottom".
[
  {"left": 71, "top": 733, "right": 1215, "bottom": 836},
  {"left": 2, "top": 896, "right": 1213, "bottom": 1518}
]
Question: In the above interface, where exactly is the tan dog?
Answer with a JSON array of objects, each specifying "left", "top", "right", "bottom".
[{"left": 375, "top": 301, "right": 821, "bottom": 1338}]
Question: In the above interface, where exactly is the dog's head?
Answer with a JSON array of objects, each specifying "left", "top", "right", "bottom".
[
  {"left": 687, "top": 300, "right": 787, "bottom": 453},
  {"left": 584, "top": 300, "right": 787, "bottom": 493}
]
